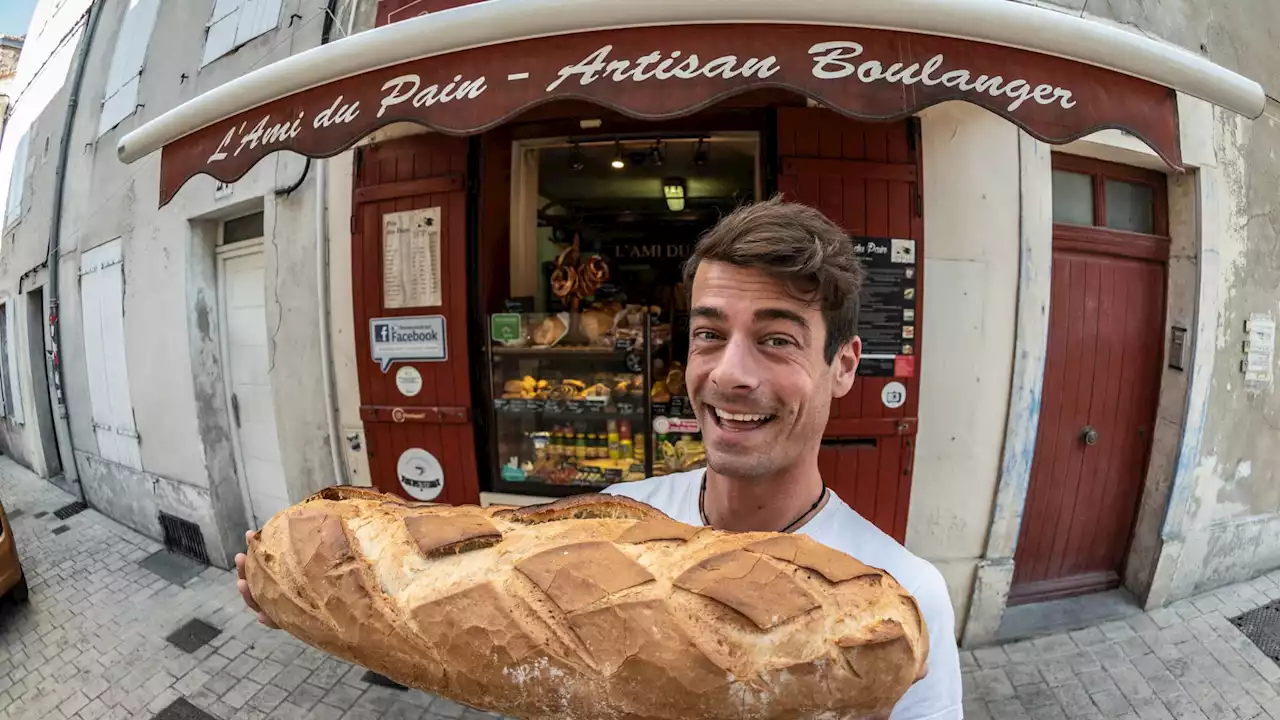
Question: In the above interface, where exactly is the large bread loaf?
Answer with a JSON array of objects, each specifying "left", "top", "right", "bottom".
[{"left": 244, "top": 486, "right": 929, "bottom": 720}]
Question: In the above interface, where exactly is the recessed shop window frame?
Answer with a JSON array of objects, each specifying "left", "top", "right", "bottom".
[
  {"left": 507, "top": 131, "right": 764, "bottom": 304},
  {"left": 1051, "top": 153, "right": 1170, "bottom": 262}
]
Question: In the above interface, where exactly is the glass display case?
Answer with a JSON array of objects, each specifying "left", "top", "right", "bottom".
[{"left": 485, "top": 306, "right": 707, "bottom": 496}]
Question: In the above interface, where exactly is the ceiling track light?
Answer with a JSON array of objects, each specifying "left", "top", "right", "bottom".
[
  {"left": 611, "top": 140, "right": 625, "bottom": 169},
  {"left": 569, "top": 142, "right": 584, "bottom": 171},
  {"left": 648, "top": 141, "right": 664, "bottom": 167},
  {"left": 693, "top": 137, "right": 709, "bottom": 166}
]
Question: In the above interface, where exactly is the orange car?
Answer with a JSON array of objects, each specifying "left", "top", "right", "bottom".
[{"left": 0, "top": 500, "right": 27, "bottom": 603}]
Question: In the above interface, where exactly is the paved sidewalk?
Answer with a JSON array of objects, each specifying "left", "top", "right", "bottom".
[
  {"left": 0, "top": 457, "right": 502, "bottom": 720},
  {"left": 7, "top": 456, "right": 1280, "bottom": 719},
  {"left": 962, "top": 581, "right": 1280, "bottom": 718}
]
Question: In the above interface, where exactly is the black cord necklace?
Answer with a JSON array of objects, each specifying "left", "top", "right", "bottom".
[{"left": 698, "top": 471, "right": 828, "bottom": 533}]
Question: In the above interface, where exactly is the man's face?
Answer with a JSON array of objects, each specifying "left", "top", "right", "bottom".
[{"left": 686, "top": 261, "right": 861, "bottom": 481}]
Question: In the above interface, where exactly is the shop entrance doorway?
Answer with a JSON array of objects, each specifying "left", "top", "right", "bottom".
[
  {"left": 1011, "top": 154, "right": 1168, "bottom": 605},
  {"left": 778, "top": 108, "right": 923, "bottom": 544},
  {"left": 351, "top": 134, "right": 482, "bottom": 504}
]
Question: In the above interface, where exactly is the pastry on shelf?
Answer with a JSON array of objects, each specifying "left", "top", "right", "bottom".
[{"left": 531, "top": 314, "right": 568, "bottom": 346}]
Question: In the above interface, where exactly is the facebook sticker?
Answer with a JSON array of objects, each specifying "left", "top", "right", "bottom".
[{"left": 370, "top": 316, "right": 447, "bottom": 372}]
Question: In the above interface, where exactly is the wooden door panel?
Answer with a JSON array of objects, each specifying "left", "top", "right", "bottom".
[
  {"left": 779, "top": 107, "right": 921, "bottom": 541},
  {"left": 819, "top": 438, "right": 913, "bottom": 543},
  {"left": 353, "top": 134, "right": 480, "bottom": 505},
  {"left": 1012, "top": 249, "right": 1165, "bottom": 603}
]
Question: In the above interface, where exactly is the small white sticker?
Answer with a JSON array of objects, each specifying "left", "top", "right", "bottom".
[
  {"left": 653, "top": 416, "right": 671, "bottom": 434},
  {"left": 891, "top": 238, "right": 916, "bottom": 264},
  {"left": 397, "top": 448, "right": 444, "bottom": 501},
  {"left": 881, "top": 381, "right": 907, "bottom": 409},
  {"left": 395, "top": 366, "right": 423, "bottom": 397}
]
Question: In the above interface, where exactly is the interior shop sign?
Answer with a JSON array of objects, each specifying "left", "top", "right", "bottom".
[{"left": 157, "top": 24, "right": 1180, "bottom": 205}]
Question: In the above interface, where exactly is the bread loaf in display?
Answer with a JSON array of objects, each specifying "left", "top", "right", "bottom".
[{"left": 243, "top": 486, "right": 930, "bottom": 720}]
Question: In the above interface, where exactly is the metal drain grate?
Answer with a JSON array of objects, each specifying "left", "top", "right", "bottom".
[
  {"left": 52, "top": 524, "right": 70, "bottom": 535},
  {"left": 165, "top": 618, "right": 221, "bottom": 653},
  {"left": 53, "top": 501, "right": 88, "bottom": 520},
  {"left": 159, "top": 512, "right": 210, "bottom": 565},
  {"left": 1230, "top": 600, "right": 1280, "bottom": 663}
]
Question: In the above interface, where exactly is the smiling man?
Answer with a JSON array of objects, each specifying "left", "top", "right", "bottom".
[
  {"left": 601, "top": 195, "right": 963, "bottom": 719},
  {"left": 234, "top": 195, "right": 961, "bottom": 718}
]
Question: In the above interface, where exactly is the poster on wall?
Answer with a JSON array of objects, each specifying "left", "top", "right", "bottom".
[
  {"left": 382, "top": 207, "right": 442, "bottom": 309},
  {"left": 853, "top": 237, "right": 918, "bottom": 378}
]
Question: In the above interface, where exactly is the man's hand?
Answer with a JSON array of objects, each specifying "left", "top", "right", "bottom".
[{"left": 235, "top": 530, "right": 279, "bottom": 629}]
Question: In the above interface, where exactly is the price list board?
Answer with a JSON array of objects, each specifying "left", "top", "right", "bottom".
[{"left": 853, "top": 237, "right": 918, "bottom": 377}]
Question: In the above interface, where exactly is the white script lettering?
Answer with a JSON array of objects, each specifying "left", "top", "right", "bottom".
[
  {"left": 379, "top": 73, "right": 487, "bottom": 117},
  {"left": 546, "top": 45, "right": 779, "bottom": 92},
  {"left": 807, "top": 42, "right": 1076, "bottom": 112}
]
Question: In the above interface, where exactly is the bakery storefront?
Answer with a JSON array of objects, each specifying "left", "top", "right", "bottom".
[{"left": 119, "top": 0, "right": 1266, "bottom": 644}]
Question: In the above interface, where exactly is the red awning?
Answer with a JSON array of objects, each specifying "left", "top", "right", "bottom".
[{"left": 117, "top": 0, "right": 1268, "bottom": 206}]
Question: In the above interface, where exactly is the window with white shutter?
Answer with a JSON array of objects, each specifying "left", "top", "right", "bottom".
[
  {"left": 80, "top": 239, "right": 142, "bottom": 470},
  {"left": 3, "top": 130, "right": 29, "bottom": 227},
  {"left": 4, "top": 300, "right": 22, "bottom": 424},
  {"left": 200, "top": 0, "right": 284, "bottom": 67},
  {"left": 98, "top": 0, "right": 163, "bottom": 136}
]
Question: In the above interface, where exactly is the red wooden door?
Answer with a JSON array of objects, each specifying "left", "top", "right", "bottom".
[
  {"left": 352, "top": 134, "right": 481, "bottom": 505},
  {"left": 1011, "top": 156, "right": 1168, "bottom": 604},
  {"left": 777, "top": 108, "right": 922, "bottom": 543}
]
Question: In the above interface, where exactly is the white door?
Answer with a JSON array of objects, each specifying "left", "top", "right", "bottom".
[{"left": 219, "top": 246, "right": 288, "bottom": 527}]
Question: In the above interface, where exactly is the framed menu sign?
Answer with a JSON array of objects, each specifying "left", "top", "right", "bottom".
[
  {"left": 382, "top": 207, "right": 442, "bottom": 309},
  {"left": 853, "top": 237, "right": 918, "bottom": 377}
]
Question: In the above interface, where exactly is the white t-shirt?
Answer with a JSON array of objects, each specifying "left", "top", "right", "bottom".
[{"left": 602, "top": 469, "right": 963, "bottom": 720}]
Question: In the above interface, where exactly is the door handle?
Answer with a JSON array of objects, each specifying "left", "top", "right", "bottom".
[
  {"left": 1081, "top": 425, "right": 1099, "bottom": 446},
  {"left": 231, "top": 393, "right": 241, "bottom": 429}
]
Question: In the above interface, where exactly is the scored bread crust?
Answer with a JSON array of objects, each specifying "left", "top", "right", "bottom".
[{"left": 245, "top": 486, "right": 930, "bottom": 720}]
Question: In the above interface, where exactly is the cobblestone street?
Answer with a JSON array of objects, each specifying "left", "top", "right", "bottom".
[
  {"left": 6, "top": 457, "right": 1280, "bottom": 720},
  {"left": 0, "top": 458, "right": 502, "bottom": 720}
]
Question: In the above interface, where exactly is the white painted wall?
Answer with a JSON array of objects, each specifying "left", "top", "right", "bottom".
[{"left": 908, "top": 102, "right": 1022, "bottom": 629}]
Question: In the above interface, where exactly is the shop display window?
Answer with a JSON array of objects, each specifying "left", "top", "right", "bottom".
[{"left": 487, "top": 133, "right": 760, "bottom": 496}]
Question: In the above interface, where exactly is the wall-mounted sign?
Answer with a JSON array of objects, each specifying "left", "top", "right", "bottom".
[
  {"left": 371, "top": 315, "right": 447, "bottom": 371},
  {"left": 395, "top": 366, "right": 424, "bottom": 396},
  {"left": 881, "top": 381, "right": 908, "bottom": 409},
  {"left": 382, "top": 207, "right": 442, "bottom": 309},
  {"left": 157, "top": 24, "right": 1182, "bottom": 205},
  {"left": 854, "top": 237, "right": 917, "bottom": 377},
  {"left": 397, "top": 447, "right": 444, "bottom": 501},
  {"left": 1243, "top": 313, "right": 1276, "bottom": 387}
]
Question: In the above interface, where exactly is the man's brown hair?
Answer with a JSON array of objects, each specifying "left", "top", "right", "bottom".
[{"left": 683, "top": 195, "right": 865, "bottom": 363}]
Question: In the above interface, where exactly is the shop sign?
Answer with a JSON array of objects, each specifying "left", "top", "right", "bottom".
[
  {"left": 371, "top": 315, "right": 447, "bottom": 371},
  {"left": 854, "top": 237, "right": 917, "bottom": 378},
  {"left": 881, "top": 381, "right": 907, "bottom": 409},
  {"left": 397, "top": 447, "right": 444, "bottom": 501},
  {"left": 395, "top": 366, "right": 424, "bottom": 396},
  {"left": 491, "top": 313, "right": 522, "bottom": 343},
  {"left": 382, "top": 207, "right": 442, "bottom": 309},
  {"left": 157, "top": 24, "right": 1181, "bottom": 205},
  {"left": 654, "top": 416, "right": 700, "bottom": 435}
]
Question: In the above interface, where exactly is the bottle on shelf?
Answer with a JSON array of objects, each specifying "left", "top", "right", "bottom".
[{"left": 607, "top": 420, "right": 621, "bottom": 460}]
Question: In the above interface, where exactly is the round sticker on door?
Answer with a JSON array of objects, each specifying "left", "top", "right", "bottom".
[
  {"left": 395, "top": 366, "right": 423, "bottom": 397},
  {"left": 881, "top": 381, "right": 908, "bottom": 409},
  {"left": 397, "top": 448, "right": 444, "bottom": 501}
]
